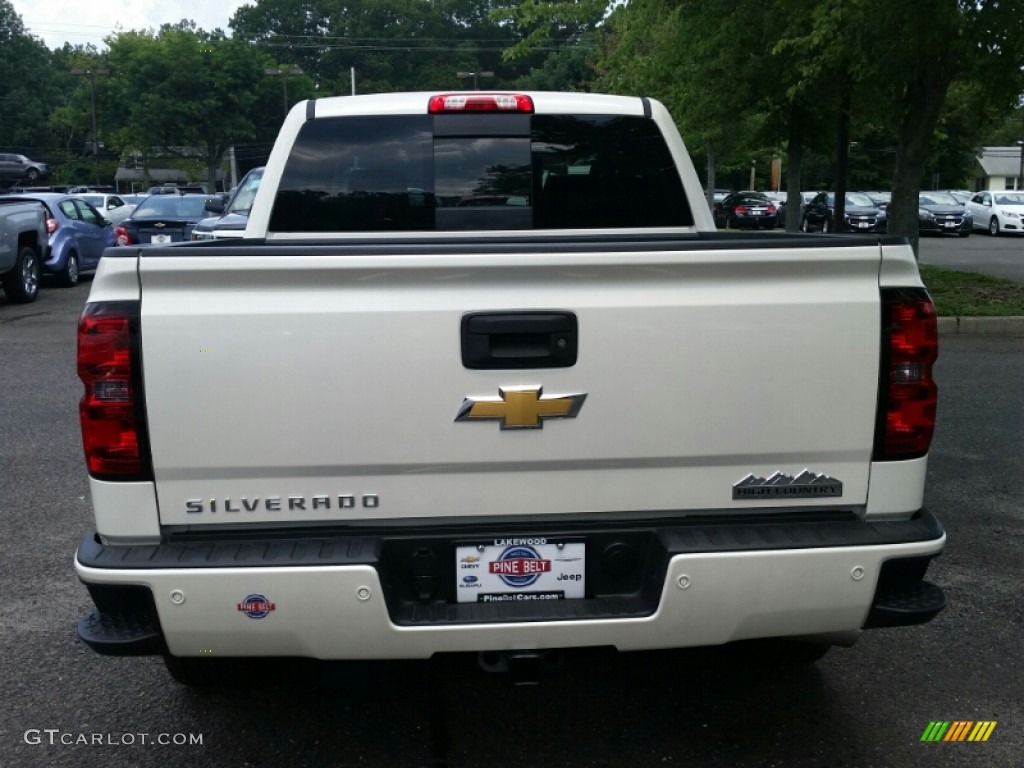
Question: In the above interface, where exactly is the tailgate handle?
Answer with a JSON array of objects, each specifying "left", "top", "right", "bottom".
[{"left": 461, "top": 312, "right": 578, "bottom": 369}]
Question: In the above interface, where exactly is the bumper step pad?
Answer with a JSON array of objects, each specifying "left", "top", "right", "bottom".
[
  {"left": 77, "top": 610, "right": 166, "bottom": 656},
  {"left": 864, "top": 580, "right": 946, "bottom": 628}
]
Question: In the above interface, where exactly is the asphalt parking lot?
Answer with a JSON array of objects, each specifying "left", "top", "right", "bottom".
[
  {"left": 917, "top": 230, "right": 1024, "bottom": 283},
  {"left": 1, "top": 246, "right": 1022, "bottom": 767}
]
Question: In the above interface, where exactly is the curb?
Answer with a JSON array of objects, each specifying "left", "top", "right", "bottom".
[{"left": 937, "top": 316, "right": 1024, "bottom": 336}]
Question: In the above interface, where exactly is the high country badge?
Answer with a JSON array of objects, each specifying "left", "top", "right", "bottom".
[{"left": 733, "top": 470, "right": 843, "bottom": 499}]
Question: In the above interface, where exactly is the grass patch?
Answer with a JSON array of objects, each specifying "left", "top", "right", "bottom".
[{"left": 919, "top": 264, "right": 1024, "bottom": 316}]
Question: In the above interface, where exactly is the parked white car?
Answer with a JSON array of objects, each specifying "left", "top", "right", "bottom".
[
  {"left": 77, "top": 193, "right": 136, "bottom": 226},
  {"left": 966, "top": 190, "right": 1024, "bottom": 235}
]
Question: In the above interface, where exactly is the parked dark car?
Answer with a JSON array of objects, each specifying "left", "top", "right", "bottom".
[
  {"left": 862, "top": 190, "right": 892, "bottom": 210},
  {"left": 938, "top": 189, "right": 972, "bottom": 205},
  {"left": 714, "top": 192, "right": 778, "bottom": 229},
  {"left": 918, "top": 192, "right": 972, "bottom": 237},
  {"left": 762, "top": 191, "right": 787, "bottom": 227},
  {"left": 114, "top": 193, "right": 213, "bottom": 246},
  {"left": 800, "top": 192, "right": 887, "bottom": 233},
  {"left": 797, "top": 191, "right": 824, "bottom": 219},
  {"left": 145, "top": 184, "right": 207, "bottom": 195},
  {"left": 0, "top": 154, "right": 51, "bottom": 184},
  {"left": 0, "top": 193, "right": 114, "bottom": 286}
]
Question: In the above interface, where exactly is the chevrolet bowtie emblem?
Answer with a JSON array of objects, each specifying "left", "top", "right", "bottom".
[{"left": 456, "top": 387, "right": 587, "bottom": 430}]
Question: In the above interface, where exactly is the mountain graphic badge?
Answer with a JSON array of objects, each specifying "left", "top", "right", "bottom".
[{"left": 733, "top": 470, "right": 843, "bottom": 499}]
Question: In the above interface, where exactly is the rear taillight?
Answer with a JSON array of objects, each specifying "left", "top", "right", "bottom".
[
  {"left": 114, "top": 225, "right": 132, "bottom": 246},
  {"left": 78, "top": 302, "right": 152, "bottom": 480},
  {"left": 46, "top": 217, "right": 58, "bottom": 234},
  {"left": 428, "top": 93, "right": 534, "bottom": 113},
  {"left": 735, "top": 206, "right": 748, "bottom": 214},
  {"left": 873, "top": 289, "right": 938, "bottom": 460},
  {"left": 767, "top": 205, "right": 777, "bottom": 214}
]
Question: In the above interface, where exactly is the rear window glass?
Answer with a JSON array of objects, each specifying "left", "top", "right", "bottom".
[
  {"left": 269, "top": 114, "right": 692, "bottom": 232},
  {"left": 133, "top": 196, "right": 210, "bottom": 219},
  {"left": 919, "top": 193, "right": 960, "bottom": 206}
]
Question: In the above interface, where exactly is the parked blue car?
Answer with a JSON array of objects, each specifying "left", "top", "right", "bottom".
[{"left": 0, "top": 193, "right": 115, "bottom": 286}]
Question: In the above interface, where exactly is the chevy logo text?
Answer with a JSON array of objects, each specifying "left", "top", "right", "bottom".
[{"left": 185, "top": 494, "right": 379, "bottom": 514}]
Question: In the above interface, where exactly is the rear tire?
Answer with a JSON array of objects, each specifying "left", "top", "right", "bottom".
[
  {"left": 800, "top": 216, "right": 811, "bottom": 233},
  {"left": 821, "top": 218, "right": 832, "bottom": 233},
  {"left": 2, "top": 245, "right": 41, "bottom": 303},
  {"left": 57, "top": 252, "right": 79, "bottom": 287}
]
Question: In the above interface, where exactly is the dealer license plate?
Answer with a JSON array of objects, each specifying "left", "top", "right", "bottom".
[
  {"left": 455, "top": 538, "right": 585, "bottom": 604},
  {"left": 150, "top": 234, "right": 172, "bottom": 243}
]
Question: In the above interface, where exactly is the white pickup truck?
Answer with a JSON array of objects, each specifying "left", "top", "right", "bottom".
[
  {"left": 0, "top": 200, "right": 45, "bottom": 303},
  {"left": 75, "top": 92, "right": 945, "bottom": 686}
]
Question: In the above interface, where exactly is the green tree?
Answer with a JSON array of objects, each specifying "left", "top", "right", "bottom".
[
  {"left": 491, "top": 0, "right": 604, "bottom": 59},
  {"left": 106, "top": 26, "right": 281, "bottom": 191},
  {"left": 231, "top": 0, "right": 509, "bottom": 94},
  {"left": 516, "top": 0, "right": 1024, "bottom": 248},
  {"left": 0, "top": 1, "right": 62, "bottom": 167},
  {"left": 593, "top": 0, "right": 836, "bottom": 226},
  {"left": 923, "top": 83, "right": 1018, "bottom": 190},
  {"left": 772, "top": 0, "right": 1024, "bottom": 251}
]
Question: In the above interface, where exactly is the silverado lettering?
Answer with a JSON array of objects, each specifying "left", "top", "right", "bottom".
[{"left": 184, "top": 495, "right": 369, "bottom": 514}]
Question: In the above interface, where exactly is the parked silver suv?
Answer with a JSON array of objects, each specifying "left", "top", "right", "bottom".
[{"left": 0, "top": 154, "right": 51, "bottom": 184}]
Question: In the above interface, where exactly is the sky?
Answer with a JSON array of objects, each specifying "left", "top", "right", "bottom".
[{"left": 13, "top": 0, "right": 254, "bottom": 50}]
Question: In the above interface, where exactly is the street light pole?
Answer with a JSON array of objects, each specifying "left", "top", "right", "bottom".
[
  {"left": 456, "top": 71, "right": 494, "bottom": 90},
  {"left": 70, "top": 67, "right": 110, "bottom": 187},
  {"left": 264, "top": 66, "right": 303, "bottom": 121}
]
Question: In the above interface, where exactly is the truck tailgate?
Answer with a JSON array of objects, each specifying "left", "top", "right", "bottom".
[{"left": 139, "top": 240, "right": 881, "bottom": 527}]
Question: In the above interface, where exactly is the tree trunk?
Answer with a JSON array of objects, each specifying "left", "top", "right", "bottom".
[
  {"left": 785, "top": 105, "right": 803, "bottom": 232},
  {"left": 207, "top": 145, "right": 225, "bottom": 194},
  {"left": 888, "top": 69, "right": 955, "bottom": 258},
  {"left": 785, "top": 139, "right": 803, "bottom": 232},
  {"left": 833, "top": 84, "right": 851, "bottom": 233},
  {"left": 706, "top": 142, "right": 716, "bottom": 217}
]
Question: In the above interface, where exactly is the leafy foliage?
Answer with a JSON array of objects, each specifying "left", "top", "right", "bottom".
[
  {"left": 2, "top": 0, "right": 1022, "bottom": 210},
  {"left": 106, "top": 27, "right": 285, "bottom": 190},
  {"left": 586, "top": 0, "right": 1024, "bottom": 247},
  {"left": 0, "top": 0, "right": 61, "bottom": 157}
]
